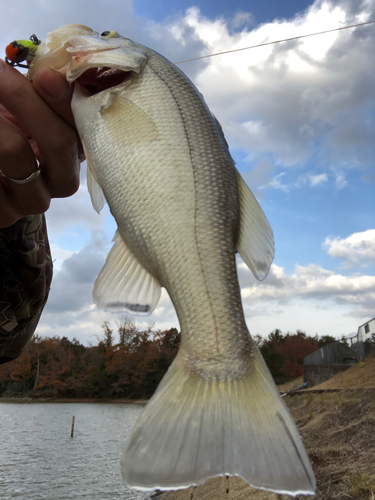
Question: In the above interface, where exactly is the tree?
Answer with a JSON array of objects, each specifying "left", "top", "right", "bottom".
[
  {"left": 4, "top": 325, "right": 343, "bottom": 398},
  {"left": 102, "top": 321, "right": 114, "bottom": 348},
  {"left": 256, "top": 329, "right": 286, "bottom": 383},
  {"left": 276, "top": 331, "right": 317, "bottom": 379},
  {"left": 116, "top": 316, "right": 139, "bottom": 347},
  {"left": 314, "top": 335, "right": 336, "bottom": 347}
]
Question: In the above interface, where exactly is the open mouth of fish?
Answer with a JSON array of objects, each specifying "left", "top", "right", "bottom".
[{"left": 76, "top": 67, "right": 132, "bottom": 95}]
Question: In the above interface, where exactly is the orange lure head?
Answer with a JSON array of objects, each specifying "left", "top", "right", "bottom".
[{"left": 5, "top": 34, "right": 40, "bottom": 68}]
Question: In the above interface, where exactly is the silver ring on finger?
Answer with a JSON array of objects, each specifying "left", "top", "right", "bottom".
[{"left": 0, "top": 159, "right": 41, "bottom": 184}]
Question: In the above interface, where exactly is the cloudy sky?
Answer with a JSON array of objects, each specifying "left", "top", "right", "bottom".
[{"left": 2, "top": 0, "right": 374, "bottom": 344}]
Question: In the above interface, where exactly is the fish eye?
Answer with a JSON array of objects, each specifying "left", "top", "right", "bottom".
[{"left": 100, "top": 30, "right": 119, "bottom": 38}]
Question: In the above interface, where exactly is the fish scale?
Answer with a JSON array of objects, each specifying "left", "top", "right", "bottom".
[
  {"left": 85, "top": 54, "right": 247, "bottom": 367},
  {"left": 144, "top": 60, "right": 246, "bottom": 360},
  {"left": 29, "top": 24, "right": 315, "bottom": 496}
]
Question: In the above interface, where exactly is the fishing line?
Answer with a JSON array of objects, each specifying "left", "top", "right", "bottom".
[{"left": 174, "top": 19, "right": 375, "bottom": 64}]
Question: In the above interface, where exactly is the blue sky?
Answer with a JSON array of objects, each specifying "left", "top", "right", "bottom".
[
  {"left": 1, "top": 0, "right": 374, "bottom": 344},
  {"left": 259, "top": 168, "right": 375, "bottom": 273},
  {"left": 133, "top": 0, "right": 314, "bottom": 24}
]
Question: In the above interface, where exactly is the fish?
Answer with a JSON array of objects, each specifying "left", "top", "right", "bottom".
[{"left": 29, "top": 24, "right": 315, "bottom": 495}]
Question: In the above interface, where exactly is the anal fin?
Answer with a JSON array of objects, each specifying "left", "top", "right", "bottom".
[{"left": 93, "top": 230, "right": 161, "bottom": 315}]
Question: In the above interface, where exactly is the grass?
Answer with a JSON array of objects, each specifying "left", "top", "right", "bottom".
[
  {"left": 305, "top": 409, "right": 314, "bottom": 419},
  {"left": 349, "top": 472, "right": 375, "bottom": 497},
  {"left": 282, "top": 389, "right": 375, "bottom": 500}
]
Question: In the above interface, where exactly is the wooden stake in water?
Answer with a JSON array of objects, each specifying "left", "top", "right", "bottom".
[{"left": 71, "top": 416, "right": 75, "bottom": 438}]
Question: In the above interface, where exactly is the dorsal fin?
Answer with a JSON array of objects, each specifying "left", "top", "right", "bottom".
[
  {"left": 236, "top": 170, "right": 275, "bottom": 280},
  {"left": 211, "top": 113, "right": 274, "bottom": 280}
]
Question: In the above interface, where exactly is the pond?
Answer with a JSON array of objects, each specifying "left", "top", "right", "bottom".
[{"left": 0, "top": 402, "right": 150, "bottom": 500}]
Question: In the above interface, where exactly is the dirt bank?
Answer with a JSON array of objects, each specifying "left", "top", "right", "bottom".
[
  {"left": 155, "top": 388, "right": 375, "bottom": 499},
  {"left": 312, "top": 356, "right": 375, "bottom": 390}
]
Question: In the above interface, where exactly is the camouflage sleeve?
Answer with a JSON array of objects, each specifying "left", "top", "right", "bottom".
[{"left": 0, "top": 214, "right": 53, "bottom": 364}]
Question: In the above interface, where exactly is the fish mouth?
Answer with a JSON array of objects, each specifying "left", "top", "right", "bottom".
[{"left": 76, "top": 67, "right": 133, "bottom": 95}]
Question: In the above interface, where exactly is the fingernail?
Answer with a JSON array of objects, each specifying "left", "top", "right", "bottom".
[
  {"left": 0, "top": 59, "right": 7, "bottom": 74},
  {"left": 34, "top": 67, "right": 71, "bottom": 99}
]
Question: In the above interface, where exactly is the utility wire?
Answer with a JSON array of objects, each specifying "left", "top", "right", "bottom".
[{"left": 174, "top": 19, "right": 375, "bottom": 64}]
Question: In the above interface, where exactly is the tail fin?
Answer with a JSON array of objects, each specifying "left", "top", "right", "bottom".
[{"left": 122, "top": 346, "right": 315, "bottom": 495}]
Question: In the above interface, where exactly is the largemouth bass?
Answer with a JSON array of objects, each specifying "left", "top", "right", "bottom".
[{"left": 29, "top": 25, "right": 315, "bottom": 495}]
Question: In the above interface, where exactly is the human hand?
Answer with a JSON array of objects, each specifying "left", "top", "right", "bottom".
[{"left": 0, "top": 59, "right": 83, "bottom": 228}]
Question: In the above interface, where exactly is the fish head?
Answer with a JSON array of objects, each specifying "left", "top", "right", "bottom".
[{"left": 29, "top": 24, "right": 148, "bottom": 97}]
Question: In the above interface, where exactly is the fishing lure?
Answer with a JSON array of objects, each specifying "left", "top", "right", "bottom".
[{"left": 5, "top": 34, "right": 41, "bottom": 68}]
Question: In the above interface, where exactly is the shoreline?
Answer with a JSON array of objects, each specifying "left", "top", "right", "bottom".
[{"left": 0, "top": 397, "right": 148, "bottom": 404}]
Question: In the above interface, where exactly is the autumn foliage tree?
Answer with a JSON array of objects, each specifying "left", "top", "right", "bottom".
[
  {"left": 256, "top": 329, "right": 322, "bottom": 383},
  {"left": 276, "top": 331, "right": 317, "bottom": 379},
  {"left": 0, "top": 319, "right": 180, "bottom": 399},
  {"left": 0, "top": 322, "right": 341, "bottom": 398}
]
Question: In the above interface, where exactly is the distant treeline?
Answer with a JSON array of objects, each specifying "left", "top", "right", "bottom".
[
  {"left": 0, "top": 321, "right": 339, "bottom": 398},
  {"left": 254, "top": 329, "right": 339, "bottom": 383}
]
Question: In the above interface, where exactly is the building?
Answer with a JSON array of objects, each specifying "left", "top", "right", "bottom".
[{"left": 303, "top": 316, "right": 375, "bottom": 387}]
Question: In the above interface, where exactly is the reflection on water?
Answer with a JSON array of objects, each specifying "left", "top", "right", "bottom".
[{"left": 0, "top": 403, "right": 150, "bottom": 500}]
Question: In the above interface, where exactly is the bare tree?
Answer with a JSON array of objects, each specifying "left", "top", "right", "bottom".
[
  {"left": 116, "top": 316, "right": 139, "bottom": 347},
  {"left": 102, "top": 321, "right": 114, "bottom": 348}
]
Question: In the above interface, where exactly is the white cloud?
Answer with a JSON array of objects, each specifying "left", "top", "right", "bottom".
[
  {"left": 324, "top": 229, "right": 375, "bottom": 267},
  {"left": 164, "top": 0, "right": 375, "bottom": 185},
  {"left": 3, "top": 0, "right": 375, "bottom": 190},
  {"left": 241, "top": 158, "right": 274, "bottom": 198},
  {"left": 49, "top": 244, "right": 73, "bottom": 271},
  {"left": 310, "top": 173, "right": 328, "bottom": 186},
  {"left": 39, "top": 288, "right": 178, "bottom": 346},
  {"left": 39, "top": 233, "right": 178, "bottom": 344},
  {"left": 231, "top": 12, "right": 254, "bottom": 31},
  {"left": 236, "top": 260, "right": 375, "bottom": 336},
  {"left": 268, "top": 172, "right": 290, "bottom": 191},
  {"left": 45, "top": 164, "right": 110, "bottom": 239},
  {"left": 40, "top": 248, "right": 374, "bottom": 344},
  {"left": 334, "top": 172, "right": 347, "bottom": 190},
  {"left": 241, "top": 262, "right": 375, "bottom": 302},
  {"left": 38, "top": 234, "right": 375, "bottom": 345},
  {"left": 44, "top": 230, "right": 113, "bottom": 314},
  {"left": 261, "top": 170, "right": 331, "bottom": 192}
]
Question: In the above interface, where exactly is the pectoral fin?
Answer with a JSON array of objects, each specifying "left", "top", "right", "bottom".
[
  {"left": 87, "top": 160, "right": 107, "bottom": 214},
  {"left": 81, "top": 136, "right": 107, "bottom": 214},
  {"left": 93, "top": 230, "right": 161, "bottom": 315},
  {"left": 236, "top": 170, "right": 275, "bottom": 281}
]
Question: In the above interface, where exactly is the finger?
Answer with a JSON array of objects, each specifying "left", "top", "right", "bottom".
[
  {"left": 0, "top": 114, "right": 39, "bottom": 179},
  {"left": 32, "top": 67, "right": 76, "bottom": 127},
  {"left": 0, "top": 59, "right": 80, "bottom": 197},
  {"left": 0, "top": 115, "right": 50, "bottom": 225},
  {"left": 32, "top": 68, "right": 85, "bottom": 161},
  {"left": 0, "top": 172, "right": 51, "bottom": 227}
]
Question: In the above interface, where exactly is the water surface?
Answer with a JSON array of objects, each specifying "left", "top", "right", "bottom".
[{"left": 0, "top": 402, "right": 150, "bottom": 500}]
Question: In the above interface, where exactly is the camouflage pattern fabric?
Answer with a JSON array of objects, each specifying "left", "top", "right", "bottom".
[{"left": 0, "top": 214, "right": 52, "bottom": 364}]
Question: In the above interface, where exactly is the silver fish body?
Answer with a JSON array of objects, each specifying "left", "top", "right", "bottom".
[{"left": 30, "top": 25, "right": 315, "bottom": 495}]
